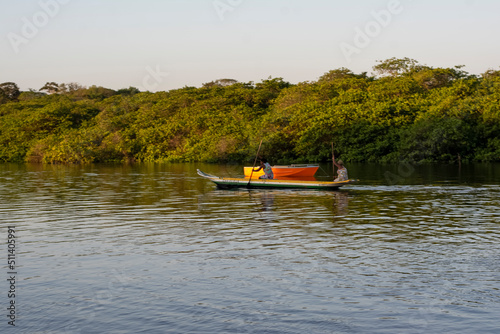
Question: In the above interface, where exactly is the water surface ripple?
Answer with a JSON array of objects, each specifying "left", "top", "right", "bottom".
[{"left": 0, "top": 163, "right": 499, "bottom": 333}]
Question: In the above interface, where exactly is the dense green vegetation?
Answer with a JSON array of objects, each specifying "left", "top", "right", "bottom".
[{"left": 1, "top": 58, "right": 499, "bottom": 164}]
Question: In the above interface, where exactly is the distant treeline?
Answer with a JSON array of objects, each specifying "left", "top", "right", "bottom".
[{"left": 1, "top": 58, "right": 499, "bottom": 164}]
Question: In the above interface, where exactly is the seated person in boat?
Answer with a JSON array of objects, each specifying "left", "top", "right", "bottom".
[
  {"left": 253, "top": 158, "right": 274, "bottom": 179},
  {"left": 332, "top": 157, "right": 348, "bottom": 181}
]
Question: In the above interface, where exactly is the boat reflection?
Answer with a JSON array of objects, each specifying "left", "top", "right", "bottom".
[
  {"left": 253, "top": 191, "right": 276, "bottom": 223},
  {"left": 251, "top": 189, "right": 350, "bottom": 224},
  {"left": 332, "top": 191, "right": 349, "bottom": 217},
  {"left": 249, "top": 188, "right": 350, "bottom": 219},
  {"left": 199, "top": 186, "right": 350, "bottom": 223},
  {"left": 258, "top": 191, "right": 275, "bottom": 212}
]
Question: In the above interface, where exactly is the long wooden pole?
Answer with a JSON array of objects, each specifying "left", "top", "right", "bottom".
[
  {"left": 331, "top": 142, "right": 335, "bottom": 180},
  {"left": 247, "top": 139, "right": 263, "bottom": 188}
]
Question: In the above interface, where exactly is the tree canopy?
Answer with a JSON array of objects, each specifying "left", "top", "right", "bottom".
[
  {"left": 1, "top": 59, "right": 499, "bottom": 164},
  {"left": 0, "top": 82, "right": 20, "bottom": 104}
]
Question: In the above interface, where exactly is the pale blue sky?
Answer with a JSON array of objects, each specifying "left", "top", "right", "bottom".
[{"left": 1, "top": 0, "right": 499, "bottom": 92}]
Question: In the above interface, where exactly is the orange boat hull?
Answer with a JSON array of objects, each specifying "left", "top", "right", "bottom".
[{"left": 244, "top": 165, "right": 319, "bottom": 178}]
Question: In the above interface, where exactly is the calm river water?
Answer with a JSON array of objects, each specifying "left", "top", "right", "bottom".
[{"left": 1, "top": 162, "right": 499, "bottom": 333}]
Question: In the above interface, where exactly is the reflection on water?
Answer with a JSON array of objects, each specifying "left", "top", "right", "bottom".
[
  {"left": 333, "top": 191, "right": 349, "bottom": 217},
  {"left": 0, "top": 162, "right": 499, "bottom": 334}
]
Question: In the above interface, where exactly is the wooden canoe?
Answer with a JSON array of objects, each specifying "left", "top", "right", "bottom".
[
  {"left": 198, "top": 169, "right": 357, "bottom": 190},
  {"left": 243, "top": 164, "right": 319, "bottom": 178}
]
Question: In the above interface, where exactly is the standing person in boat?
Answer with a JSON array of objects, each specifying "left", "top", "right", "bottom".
[
  {"left": 253, "top": 158, "right": 274, "bottom": 179},
  {"left": 332, "top": 156, "right": 348, "bottom": 181}
]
